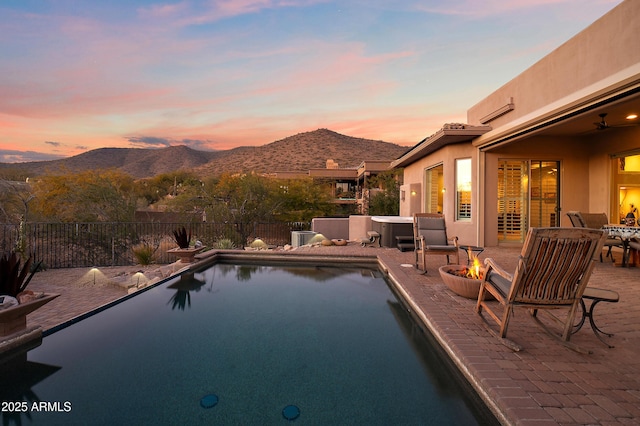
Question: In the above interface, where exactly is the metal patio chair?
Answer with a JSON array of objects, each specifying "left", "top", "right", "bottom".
[
  {"left": 566, "top": 211, "right": 622, "bottom": 262},
  {"left": 476, "top": 227, "right": 606, "bottom": 352}
]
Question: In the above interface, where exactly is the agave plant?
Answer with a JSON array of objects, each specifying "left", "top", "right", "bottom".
[
  {"left": 172, "top": 227, "right": 192, "bottom": 249},
  {"left": 0, "top": 252, "right": 41, "bottom": 298},
  {"left": 213, "top": 238, "right": 235, "bottom": 250}
]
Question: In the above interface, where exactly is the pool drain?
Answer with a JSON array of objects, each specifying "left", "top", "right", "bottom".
[
  {"left": 282, "top": 404, "right": 300, "bottom": 421},
  {"left": 200, "top": 394, "right": 219, "bottom": 409}
]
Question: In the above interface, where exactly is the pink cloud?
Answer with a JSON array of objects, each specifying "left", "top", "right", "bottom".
[
  {"left": 413, "top": 0, "right": 622, "bottom": 18},
  {"left": 140, "top": 0, "right": 333, "bottom": 27},
  {"left": 137, "top": 102, "right": 465, "bottom": 151},
  {"left": 222, "top": 40, "right": 416, "bottom": 110},
  {"left": 137, "top": 1, "right": 190, "bottom": 19}
]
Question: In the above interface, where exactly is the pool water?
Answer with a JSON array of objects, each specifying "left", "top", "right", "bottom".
[{"left": 2, "top": 263, "right": 493, "bottom": 425}]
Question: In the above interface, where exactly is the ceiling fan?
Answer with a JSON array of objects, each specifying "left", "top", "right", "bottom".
[
  {"left": 593, "top": 113, "right": 609, "bottom": 130},
  {"left": 592, "top": 112, "right": 640, "bottom": 131}
]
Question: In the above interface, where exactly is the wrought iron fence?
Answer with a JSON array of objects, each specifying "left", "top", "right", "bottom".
[{"left": 0, "top": 221, "right": 310, "bottom": 268}]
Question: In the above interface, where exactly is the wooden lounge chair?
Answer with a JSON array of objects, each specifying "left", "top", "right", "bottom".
[
  {"left": 476, "top": 227, "right": 606, "bottom": 352},
  {"left": 566, "top": 211, "right": 622, "bottom": 262},
  {"left": 413, "top": 213, "right": 459, "bottom": 273}
]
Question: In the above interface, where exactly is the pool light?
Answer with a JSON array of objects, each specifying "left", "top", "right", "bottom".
[
  {"left": 200, "top": 394, "right": 219, "bottom": 409},
  {"left": 282, "top": 404, "right": 300, "bottom": 421}
]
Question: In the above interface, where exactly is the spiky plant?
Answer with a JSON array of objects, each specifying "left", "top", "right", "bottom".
[
  {"left": 0, "top": 252, "right": 41, "bottom": 298},
  {"left": 172, "top": 227, "right": 192, "bottom": 249},
  {"left": 132, "top": 242, "right": 156, "bottom": 265},
  {"left": 213, "top": 238, "right": 235, "bottom": 250}
]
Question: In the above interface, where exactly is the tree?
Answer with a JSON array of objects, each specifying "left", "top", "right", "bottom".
[
  {"left": 134, "top": 171, "right": 201, "bottom": 207},
  {"left": 160, "top": 173, "right": 334, "bottom": 244},
  {"left": 31, "top": 169, "right": 137, "bottom": 222},
  {"left": 367, "top": 169, "right": 402, "bottom": 216},
  {"left": 275, "top": 178, "right": 335, "bottom": 222},
  {"left": 206, "top": 173, "right": 284, "bottom": 245},
  {"left": 0, "top": 180, "right": 34, "bottom": 224}
]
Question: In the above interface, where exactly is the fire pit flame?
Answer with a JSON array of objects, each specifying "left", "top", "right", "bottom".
[{"left": 447, "top": 256, "right": 484, "bottom": 280}]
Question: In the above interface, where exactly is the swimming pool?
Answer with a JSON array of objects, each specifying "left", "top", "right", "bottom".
[{"left": 1, "top": 260, "right": 496, "bottom": 424}]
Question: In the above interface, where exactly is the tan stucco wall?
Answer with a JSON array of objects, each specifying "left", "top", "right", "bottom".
[
  {"left": 400, "top": 143, "right": 481, "bottom": 246},
  {"left": 482, "top": 136, "right": 591, "bottom": 246},
  {"left": 468, "top": 0, "right": 640, "bottom": 128}
]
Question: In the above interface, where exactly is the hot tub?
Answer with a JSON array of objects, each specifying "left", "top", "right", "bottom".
[{"left": 371, "top": 216, "right": 414, "bottom": 248}]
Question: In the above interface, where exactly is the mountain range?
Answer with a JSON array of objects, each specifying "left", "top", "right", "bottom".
[{"left": 1, "top": 129, "right": 409, "bottom": 179}]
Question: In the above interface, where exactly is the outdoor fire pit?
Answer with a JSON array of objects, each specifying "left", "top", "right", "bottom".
[{"left": 438, "top": 262, "right": 493, "bottom": 300}]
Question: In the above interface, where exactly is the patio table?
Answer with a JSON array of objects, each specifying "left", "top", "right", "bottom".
[
  {"left": 459, "top": 245, "right": 484, "bottom": 265},
  {"left": 573, "top": 287, "right": 619, "bottom": 348},
  {"left": 603, "top": 224, "right": 640, "bottom": 267}
]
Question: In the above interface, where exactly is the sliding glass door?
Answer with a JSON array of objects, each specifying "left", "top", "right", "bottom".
[{"left": 497, "top": 160, "right": 560, "bottom": 243}]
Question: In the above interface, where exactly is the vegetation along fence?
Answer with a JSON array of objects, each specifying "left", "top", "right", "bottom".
[{"left": 0, "top": 221, "right": 310, "bottom": 269}]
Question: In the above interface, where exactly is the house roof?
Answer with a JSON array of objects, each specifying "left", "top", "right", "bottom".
[
  {"left": 308, "top": 168, "right": 358, "bottom": 179},
  {"left": 391, "top": 123, "right": 491, "bottom": 168}
]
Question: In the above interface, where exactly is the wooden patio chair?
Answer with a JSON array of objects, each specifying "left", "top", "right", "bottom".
[
  {"left": 566, "top": 211, "right": 622, "bottom": 262},
  {"left": 476, "top": 227, "right": 606, "bottom": 352},
  {"left": 413, "top": 213, "right": 459, "bottom": 273}
]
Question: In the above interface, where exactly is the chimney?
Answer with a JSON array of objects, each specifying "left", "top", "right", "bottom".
[{"left": 326, "top": 159, "right": 339, "bottom": 169}]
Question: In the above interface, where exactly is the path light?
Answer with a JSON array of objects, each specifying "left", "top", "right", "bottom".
[{"left": 90, "top": 267, "right": 99, "bottom": 285}]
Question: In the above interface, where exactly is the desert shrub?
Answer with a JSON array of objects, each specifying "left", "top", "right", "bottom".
[
  {"left": 213, "top": 238, "right": 235, "bottom": 250},
  {"left": 132, "top": 242, "right": 156, "bottom": 265},
  {"left": 155, "top": 239, "right": 176, "bottom": 264}
]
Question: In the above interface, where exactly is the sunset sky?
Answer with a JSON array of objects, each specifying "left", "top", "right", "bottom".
[{"left": 0, "top": 0, "right": 623, "bottom": 163}]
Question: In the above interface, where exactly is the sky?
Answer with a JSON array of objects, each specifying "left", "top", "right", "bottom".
[{"left": 0, "top": 0, "right": 624, "bottom": 163}]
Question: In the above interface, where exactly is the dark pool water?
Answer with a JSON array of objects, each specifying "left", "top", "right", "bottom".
[{"left": 1, "top": 263, "right": 492, "bottom": 425}]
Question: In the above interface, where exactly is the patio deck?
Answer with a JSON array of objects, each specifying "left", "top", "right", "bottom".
[{"left": 24, "top": 244, "right": 640, "bottom": 425}]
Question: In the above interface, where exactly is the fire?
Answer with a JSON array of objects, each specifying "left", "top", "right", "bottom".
[
  {"left": 466, "top": 256, "right": 483, "bottom": 280},
  {"left": 445, "top": 256, "right": 485, "bottom": 280}
]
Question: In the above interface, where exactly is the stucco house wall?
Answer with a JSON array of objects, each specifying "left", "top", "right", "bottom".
[
  {"left": 467, "top": 0, "right": 640, "bottom": 129},
  {"left": 481, "top": 136, "right": 591, "bottom": 246},
  {"left": 399, "top": 143, "right": 480, "bottom": 246}
]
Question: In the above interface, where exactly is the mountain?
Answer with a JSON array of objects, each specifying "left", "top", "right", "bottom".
[{"left": 1, "top": 129, "right": 408, "bottom": 179}]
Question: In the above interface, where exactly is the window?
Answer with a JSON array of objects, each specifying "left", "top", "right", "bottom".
[
  {"left": 497, "top": 160, "right": 528, "bottom": 242},
  {"left": 455, "top": 158, "right": 472, "bottom": 221},
  {"left": 335, "top": 182, "right": 355, "bottom": 199},
  {"left": 619, "top": 154, "right": 640, "bottom": 172},
  {"left": 424, "top": 164, "right": 443, "bottom": 213}
]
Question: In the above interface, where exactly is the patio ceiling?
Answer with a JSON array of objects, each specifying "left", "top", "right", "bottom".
[
  {"left": 475, "top": 75, "right": 640, "bottom": 150},
  {"left": 536, "top": 91, "right": 640, "bottom": 137}
]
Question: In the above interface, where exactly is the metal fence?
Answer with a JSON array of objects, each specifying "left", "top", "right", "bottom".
[{"left": 0, "top": 221, "right": 310, "bottom": 268}]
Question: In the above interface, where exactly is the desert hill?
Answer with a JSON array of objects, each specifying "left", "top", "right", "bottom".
[
  {"left": 194, "top": 129, "right": 407, "bottom": 176},
  {"left": 1, "top": 129, "right": 408, "bottom": 179}
]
